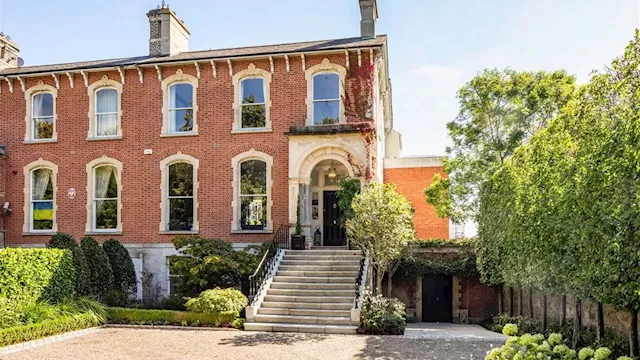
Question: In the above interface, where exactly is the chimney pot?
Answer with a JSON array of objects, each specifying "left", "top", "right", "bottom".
[{"left": 359, "top": 0, "right": 378, "bottom": 39}]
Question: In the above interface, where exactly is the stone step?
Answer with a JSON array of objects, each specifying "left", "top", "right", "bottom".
[
  {"left": 277, "top": 270, "right": 359, "bottom": 277},
  {"left": 244, "top": 322, "right": 358, "bottom": 334},
  {"left": 253, "top": 314, "right": 353, "bottom": 326},
  {"left": 270, "top": 282, "right": 356, "bottom": 290},
  {"left": 273, "top": 276, "right": 356, "bottom": 283},
  {"left": 260, "top": 301, "right": 353, "bottom": 310},
  {"left": 267, "top": 288, "right": 355, "bottom": 297},
  {"left": 263, "top": 295, "right": 354, "bottom": 304},
  {"left": 285, "top": 249, "right": 357, "bottom": 255},
  {"left": 280, "top": 260, "right": 361, "bottom": 266},
  {"left": 278, "top": 265, "right": 360, "bottom": 271},
  {"left": 257, "top": 307, "right": 351, "bottom": 317},
  {"left": 283, "top": 255, "right": 362, "bottom": 261}
]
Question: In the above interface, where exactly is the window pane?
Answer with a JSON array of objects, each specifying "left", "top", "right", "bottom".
[
  {"left": 241, "top": 196, "right": 266, "bottom": 229},
  {"left": 169, "top": 163, "right": 193, "bottom": 197},
  {"left": 169, "top": 198, "right": 193, "bottom": 231},
  {"left": 33, "top": 201, "right": 53, "bottom": 230},
  {"left": 95, "top": 199, "right": 118, "bottom": 229},
  {"left": 313, "top": 100, "right": 340, "bottom": 125},
  {"left": 241, "top": 78, "right": 265, "bottom": 104},
  {"left": 240, "top": 160, "right": 266, "bottom": 195},
  {"left": 96, "top": 89, "right": 117, "bottom": 113},
  {"left": 95, "top": 166, "right": 118, "bottom": 199},
  {"left": 97, "top": 114, "right": 118, "bottom": 136},
  {"left": 170, "top": 109, "right": 194, "bottom": 132},
  {"left": 34, "top": 117, "right": 54, "bottom": 139},
  {"left": 32, "top": 168, "right": 53, "bottom": 201},
  {"left": 33, "top": 93, "right": 54, "bottom": 117},
  {"left": 241, "top": 104, "right": 266, "bottom": 128},
  {"left": 313, "top": 73, "right": 339, "bottom": 100},
  {"left": 169, "top": 83, "right": 193, "bottom": 109}
]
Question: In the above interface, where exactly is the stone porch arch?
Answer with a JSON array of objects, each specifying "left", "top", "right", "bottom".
[{"left": 294, "top": 144, "right": 367, "bottom": 181}]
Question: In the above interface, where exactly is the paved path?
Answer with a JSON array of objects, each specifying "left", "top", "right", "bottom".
[
  {"left": 404, "top": 323, "right": 508, "bottom": 340},
  {"left": 0, "top": 325, "right": 506, "bottom": 360}
]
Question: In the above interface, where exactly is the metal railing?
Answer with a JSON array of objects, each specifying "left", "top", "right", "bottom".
[
  {"left": 354, "top": 254, "right": 370, "bottom": 309},
  {"left": 248, "top": 224, "right": 289, "bottom": 304}
]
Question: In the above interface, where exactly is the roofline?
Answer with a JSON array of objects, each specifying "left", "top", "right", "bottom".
[{"left": 0, "top": 39, "right": 387, "bottom": 78}]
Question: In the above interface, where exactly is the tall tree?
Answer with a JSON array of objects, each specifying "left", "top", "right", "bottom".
[{"left": 425, "top": 69, "right": 577, "bottom": 223}]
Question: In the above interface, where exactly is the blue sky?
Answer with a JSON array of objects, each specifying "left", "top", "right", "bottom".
[{"left": 1, "top": 0, "right": 638, "bottom": 156}]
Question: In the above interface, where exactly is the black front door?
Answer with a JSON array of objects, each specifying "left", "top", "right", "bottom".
[
  {"left": 422, "top": 275, "right": 452, "bottom": 322},
  {"left": 323, "top": 191, "right": 346, "bottom": 246}
]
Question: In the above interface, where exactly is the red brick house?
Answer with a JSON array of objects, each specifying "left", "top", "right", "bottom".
[{"left": 0, "top": 2, "right": 489, "bottom": 327}]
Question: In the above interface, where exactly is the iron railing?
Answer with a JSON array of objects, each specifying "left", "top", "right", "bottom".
[
  {"left": 354, "top": 254, "right": 370, "bottom": 309},
  {"left": 248, "top": 224, "right": 289, "bottom": 304}
]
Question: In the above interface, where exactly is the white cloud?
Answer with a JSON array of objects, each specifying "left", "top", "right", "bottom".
[{"left": 410, "top": 65, "right": 463, "bottom": 81}]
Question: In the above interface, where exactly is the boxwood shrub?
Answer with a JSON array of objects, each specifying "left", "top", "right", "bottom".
[
  {"left": 185, "top": 288, "right": 248, "bottom": 323},
  {"left": 106, "top": 307, "right": 234, "bottom": 327},
  {"left": 48, "top": 233, "right": 91, "bottom": 296},
  {"left": 0, "top": 313, "right": 101, "bottom": 348},
  {"left": 0, "top": 248, "right": 75, "bottom": 304}
]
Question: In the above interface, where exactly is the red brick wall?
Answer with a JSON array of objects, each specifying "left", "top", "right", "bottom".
[
  {"left": 461, "top": 277, "right": 498, "bottom": 320},
  {"left": 383, "top": 166, "right": 449, "bottom": 239},
  {"left": 0, "top": 52, "right": 375, "bottom": 246}
]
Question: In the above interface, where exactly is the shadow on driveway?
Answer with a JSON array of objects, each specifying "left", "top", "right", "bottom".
[
  {"left": 354, "top": 335, "right": 498, "bottom": 360},
  {"left": 218, "top": 332, "right": 330, "bottom": 347}
]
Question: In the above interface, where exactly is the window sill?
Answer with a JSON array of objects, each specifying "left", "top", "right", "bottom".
[
  {"left": 86, "top": 135, "right": 123, "bottom": 141},
  {"left": 23, "top": 139, "right": 57, "bottom": 144},
  {"left": 231, "top": 128, "right": 272, "bottom": 134},
  {"left": 160, "top": 132, "right": 199, "bottom": 138},
  {"left": 23, "top": 231, "right": 54, "bottom": 236},
  {"left": 160, "top": 230, "right": 199, "bottom": 235},
  {"left": 231, "top": 229, "right": 273, "bottom": 234},
  {"left": 85, "top": 231, "right": 123, "bottom": 236}
]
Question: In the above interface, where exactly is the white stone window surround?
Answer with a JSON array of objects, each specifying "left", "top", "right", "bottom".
[
  {"left": 231, "top": 64, "right": 272, "bottom": 133},
  {"left": 305, "top": 58, "right": 347, "bottom": 126},
  {"left": 23, "top": 158, "right": 58, "bottom": 235},
  {"left": 159, "top": 153, "right": 199, "bottom": 234},
  {"left": 87, "top": 76, "right": 123, "bottom": 141},
  {"left": 24, "top": 81, "right": 58, "bottom": 143},
  {"left": 231, "top": 149, "right": 273, "bottom": 233},
  {"left": 161, "top": 69, "right": 199, "bottom": 137},
  {"left": 85, "top": 156, "right": 123, "bottom": 235}
]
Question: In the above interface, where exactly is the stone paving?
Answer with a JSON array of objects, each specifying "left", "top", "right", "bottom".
[{"left": 0, "top": 324, "right": 506, "bottom": 360}]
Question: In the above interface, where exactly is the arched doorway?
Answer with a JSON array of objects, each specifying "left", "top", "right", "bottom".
[{"left": 308, "top": 160, "right": 350, "bottom": 246}]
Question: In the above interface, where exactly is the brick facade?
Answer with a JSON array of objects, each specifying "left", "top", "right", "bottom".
[{"left": 460, "top": 277, "right": 499, "bottom": 321}]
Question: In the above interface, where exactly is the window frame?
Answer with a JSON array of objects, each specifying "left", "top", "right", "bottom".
[
  {"left": 85, "top": 156, "right": 123, "bottom": 234},
  {"left": 23, "top": 159, "right": 58, "bottom": 234},
  {"left": 161, "top": 69, "right": 199, "bottom": 137},
  {"left": 87, "top": 75, "right": 123, "bottom": 140},
  {"left": 239, "top": 77, "right": 267, "bottom": 129},
  {"left": 305, "top": 58, "right": 347, "bottom": 126},
  {"left": 31, "top": 93, "right": 55, "bottom": 140},
  {"left": 24, "top": 81, "right": 58, "bottom": 143},
  {"left": 29, "top": 167, "right": 54, "bottom": 232},
  {"left": 166, "top": 161, "right": 195, "bottom": 231},
  {"left": 239, "top": 159, "right": 268, "bottom": 230},
  {"left": 167, "top": 82, "right": 195, "bottom": 133},
  {"left": 159, "top": 153, "right": 199, "bottom": 234},
  {"left": 232, "top": 64, "right": 272, "bottom": 133},
  {"left": 231, "top": 149, "right": 273, "bottom": 233},
  {"left": 311, "top": 72, "right": 341, "bottom": 125}
]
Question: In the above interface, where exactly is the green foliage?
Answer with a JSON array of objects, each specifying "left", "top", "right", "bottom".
[
  {"left": 360, "top": 292, "right": 406, "bottom": 335},
  {"left": 336, "top": 178, "right": 361, "bottom": 222},
  {"left": 0, "top": 313, "right": 102, "bottom": 347},
  {"left": 231, "top": 317, "right": 246, "bottom": 329},
  {"left": 48, "top": 233, "right": 90, "bottom": 296},
  {"left": 169, "top": 236, "right": 263, "bottom": 297},
  {"left": 185, "top": 288, "right": 247, "bottom": 324},
  {"left": 0, "top": 248, "right": 75, "bottom": 304},
  {"left": 413, "top": 237, "right": 473, "bottom": 248},
  {"left": 105, "top": 307, "right": 230, "bottom": 327},
  {"left": 426, "top": 68, "right": 577, "bottom": 223},
  {"left": 103, "top": 239, "right": 137, "bottom": 297},
  {"left": 396, "top": 254, "right": 479, "bottom": 280},
  {"left": 80, "top": 237, "right": 114, "bottom": 299},
  {"left": 347, "top": 183, "right": 415, "bottom": 292}
]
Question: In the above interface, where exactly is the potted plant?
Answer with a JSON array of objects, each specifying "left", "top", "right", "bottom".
[{"left": 291, "top": 195, "right": 305, "bottom": 250}]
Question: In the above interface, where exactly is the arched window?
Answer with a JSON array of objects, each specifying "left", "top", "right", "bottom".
[
  {"left": 312, "top": 72, "right": 340, "bottom": 125},
  {"left": 31, "top": 92, "right": 54, "bottom": 139},
  {"left": 239, "top": 160, "right": 267, "bottom": 230},
  {"left": 30, "top": 167, "right": 54, "bottom": 231},
  {"left": 95, "top": 88, "right": 118, "bottom": 137},
  {"left": 239, "top": 78, "right": 266, "bottom": 128},
  {"left": 168, "top": 83, "right": 194, "bottom": 133},
  {"left": 92, "top": 165, "right": 119, "bottom": 230},
  {"left": 167, "top": 162, "right": 194, "bottom": 231}
]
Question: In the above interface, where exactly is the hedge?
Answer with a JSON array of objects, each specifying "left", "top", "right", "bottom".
[
  {"left": 106, "top": 307, "right": 234, "bottom": 327},
  {"left": 0, "top": 313, "right": 100, "bottom": 348},
  {"left": 0, "top": 248, "right": 75, "bottom": 304},
  {"left": 81, "top": 237, "right": 114, "bottom": 298},
  {"left": 103, "top": 239, "right": 136, "bottom": 296},
  {"left": 48, "top": 233, "right": 91, "bottom": 296}
]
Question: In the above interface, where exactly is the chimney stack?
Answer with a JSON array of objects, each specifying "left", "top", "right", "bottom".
[
  {"left": 0, "top": 33, "right": 20, "bottom": 69},
  {"left": 359, "top": 0, "right": 378, "bottom": 39},
  {"left": 147, "top": 3, "right": 190, "bottom": 56}
]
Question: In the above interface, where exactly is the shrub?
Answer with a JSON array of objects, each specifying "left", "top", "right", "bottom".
[
  {"left": 185, "top": 288, "right": 247, "bottom": 324},
  {"left": 360, "top": 292, "right": 406, "bottom": 335},
  {"left": 80, "top": 237, "right": 114, "bottom": 299},
  {"left": 0, "top": 313, "right": 101, "bottom": 347},
  {"left": 48, "top": 233, "right": 91, "bottom": 296},
  {"left": 106, "top": 307, "right": 229, "bottom": 327},
  {"left": 103, "top": 239, "right": 136, "bottom": 297},
  {"left": 103, "top": 290, "right": 130, "bottom": 308},
  {"left": 0, "top": 248, "right": 75, "bottom": 304}
]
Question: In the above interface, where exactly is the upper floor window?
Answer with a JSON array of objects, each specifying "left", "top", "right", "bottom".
[
  {"left": 85, "top": 156, "right": 123, "bottom": 234},
  {"left": 161, "top": 69, "right": 199, "bottom": 136},
  {"left": 240, "top": 78, "right": 266, "bottom": 128},
  {"left": 168, "top": 162, "right": 194, "bottom": 231},
  {"left": 87, "top": 75, "right": 123, "bottom": 140},
  {"left": 312, "top": 73, "right": 340, "bottom": 125},
  {"left": 32, "top": 93, "right": 54, "bottom": 139},
  {"left": 23, "top": 159, "right": 58, "bottom": 234}
]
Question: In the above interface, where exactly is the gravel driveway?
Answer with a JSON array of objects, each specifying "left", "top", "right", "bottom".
[{"left": 0, "top": 325, "right": 504, "bottom": 360}]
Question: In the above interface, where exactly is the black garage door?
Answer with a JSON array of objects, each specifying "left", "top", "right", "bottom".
[{"left": 422, "top": 275, "right": 452, "bottom": 322}]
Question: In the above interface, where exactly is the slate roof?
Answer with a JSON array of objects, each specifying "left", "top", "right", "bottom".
[{"left": 0, "top": 36, "right": 386, "bottom": 77}]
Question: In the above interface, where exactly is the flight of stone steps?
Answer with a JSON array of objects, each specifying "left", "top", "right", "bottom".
[{"left": 244, "top": 249, "right": 363, "bottom": 334}]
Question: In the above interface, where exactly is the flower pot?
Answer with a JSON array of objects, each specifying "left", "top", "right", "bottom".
[{"left": 291, "top": 234, "right": 306, "bottom": 250}]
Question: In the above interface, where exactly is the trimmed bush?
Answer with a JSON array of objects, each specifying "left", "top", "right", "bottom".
[
  {"left": 103, "top": 239, "right": 136, "bottom": 296},
  {"left": 0, "top": 248, "right": 75, "bottom": 304},
  {"left": 185, "top": 288, "right": 247, "bottom": 323},
  {"left": 106, "top": 307, "right": 232, "bottom": 327},
  {"left": 360, "top": 292, "right": 406, "bottom": 335},
  {"left": 0, "top": 313, "right": 101, "bottom": 347},
  {"left": 48, "top": 233, "right": 90, "bottom": 296},
  {"left": 80, "top": 237, "right": 114, "bottom": 299}
]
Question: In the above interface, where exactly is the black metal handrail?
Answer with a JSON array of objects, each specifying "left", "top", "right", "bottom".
[
  {"left": 354, "top": 253, "right": 369, "bottom": 309},
  {"left": 248, "top": 224, "right": 289, "bottom": 304}
]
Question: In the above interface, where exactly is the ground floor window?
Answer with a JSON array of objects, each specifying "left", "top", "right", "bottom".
[
  {"left": 239, "top": 159, "right": 267, "bottom": 230},
  {"left": 30, "top": 168, "right": 54, "bottom": 231}
]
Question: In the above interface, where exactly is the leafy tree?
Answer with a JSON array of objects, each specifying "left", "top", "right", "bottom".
[
  {"left": 80, "top": 236, "right": 114, "bottom": 299},
  {"left": 336, "top": 178, "right": 361, "bottom": 222},
  {"left": 426, "top": 69, "right": 577, "bottom": 223},
  {"left": 103, "top": 239, "right": 137, "bottom": 297},
  {"left": 346, "top": 183, "right": 415, "bottom": 294},
  {"left": 48, "top": 232, "right": 90, "bottom": 296}
]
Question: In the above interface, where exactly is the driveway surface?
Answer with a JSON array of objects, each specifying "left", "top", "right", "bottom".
[{"left": 0, "top": 324, "right": 506, "bottom": 360}]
